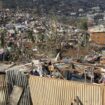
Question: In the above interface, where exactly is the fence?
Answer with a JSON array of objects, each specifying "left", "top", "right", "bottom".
[{"left": 29, "top": 76, "right": 105, "bottom": 105}]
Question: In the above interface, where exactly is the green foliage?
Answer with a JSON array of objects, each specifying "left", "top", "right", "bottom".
[
  {"left": 77, "top": 18, "right": 88, "bottom": 30},
  {"left": 80, "top": 21, "right": 88, "bottom": 30},
  {"left": 27, "top": 30, "right": 35, "bottom": 43},
  {"left": 38, "top": 34, "right": 45, "bottom": 42}
]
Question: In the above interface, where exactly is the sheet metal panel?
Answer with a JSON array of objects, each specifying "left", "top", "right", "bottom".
[
  {"left": 0, "top": 75, "right": 7, "bottom": 105},
  {"left": 103, "top": 86, "right": 105, "bottom": 105},
  {"left": 29, "top": 76, "right": 104, "bottom": 105}
]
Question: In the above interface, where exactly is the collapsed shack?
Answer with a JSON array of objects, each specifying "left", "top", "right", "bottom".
[
  {"left": 0, "top": 59, "right": 105, "bottom": 105},
  {"left": 50, "top": 61, "right": 105, "bottom": 84}
]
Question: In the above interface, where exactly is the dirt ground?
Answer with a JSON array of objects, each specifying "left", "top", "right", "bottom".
[{"left": 62, "top": 47, "right": 90, "bottom": 58}]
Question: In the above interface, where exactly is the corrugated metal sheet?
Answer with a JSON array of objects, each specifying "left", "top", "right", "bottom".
[
  {"left": 103, "top": 87, "right": 105, "bottom": 105},
  {"left": 0, "top": 74, "right": 7, "bottom": 105},
  {"left": 29, "top": 76, "right": 105, "bottom": 105},
  {"left": 6, "top": 70, "right": 32, "bottom": 105}
]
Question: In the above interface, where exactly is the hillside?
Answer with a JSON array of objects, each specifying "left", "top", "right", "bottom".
[{"left": 1, "top": 0, "right": 105, "bottom": 14}]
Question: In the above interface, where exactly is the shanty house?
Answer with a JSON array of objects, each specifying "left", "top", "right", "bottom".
[{"left": 89, "top": 25, "right": 105, "bottom": 45}]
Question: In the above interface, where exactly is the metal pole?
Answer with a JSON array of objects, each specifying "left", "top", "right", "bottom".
[{"left": 91, "top": 66, "right": 94, "bottom": 83}]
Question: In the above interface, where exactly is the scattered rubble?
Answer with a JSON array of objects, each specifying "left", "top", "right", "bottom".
[{"left": 0, "top": 9, "right": 105, "bottom": 105}]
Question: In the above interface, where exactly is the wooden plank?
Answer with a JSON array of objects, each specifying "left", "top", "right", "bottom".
[{"left": 9, "top": 86, "right": 23, "bottom": 105}]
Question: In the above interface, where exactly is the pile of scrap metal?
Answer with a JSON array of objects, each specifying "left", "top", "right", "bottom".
[
  {"left": 0, "top": 52, "right": 105, "bottom": 105},
  {"left": 30, "top": 52, "right": 105, "bottom": 84},
  {"left": 31, "top": 53, "right": 62, "bottom": 77},
  {"left": 30, "top": 53, "right": 73, "bottom": 79},
  {"left": 84, "top": 51, "right": 101, "bottom": 63},
  {"left": 70, "top": 62, "right": 105, "bottom": 84}
]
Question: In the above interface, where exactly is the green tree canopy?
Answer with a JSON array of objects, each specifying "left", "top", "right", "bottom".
[{"left": 77, "top": 18, "right": 88, "bottom": 30}]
